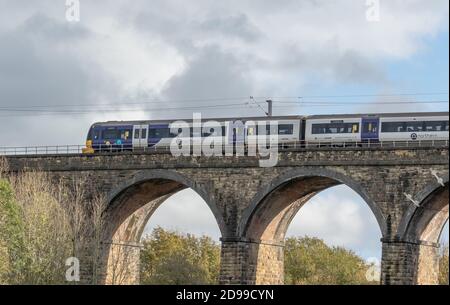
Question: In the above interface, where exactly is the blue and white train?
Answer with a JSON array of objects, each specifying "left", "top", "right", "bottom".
[{"left": 83, "top": 112, "right": 449, "bottom": 152}]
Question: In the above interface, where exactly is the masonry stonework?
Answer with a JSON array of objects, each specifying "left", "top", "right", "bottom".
[{"left": 4, "top": 146, "right": 449, "bottom": 285}]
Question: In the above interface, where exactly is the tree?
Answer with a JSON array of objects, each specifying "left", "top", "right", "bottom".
[
  {"left": 284, "top": 236, "right": 375, "bottom": 285},
  {"left": 439, "top": 243, "right": 449, "bottom": 285},
  {"left": 0, "top": 179, "right": 26, "bottom": 284},
  {"left": 0, "top": 158, "right": 108, "bottom": 284},
  {"left": 0, "top": 171, "right": 73, "bottom": 284},
  {"left": 140, "top": 227, "right": 220, "bottom": 285}
]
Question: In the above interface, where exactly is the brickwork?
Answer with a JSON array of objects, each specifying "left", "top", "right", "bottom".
[{"left": 4, "top": 146, "right": 449, "bottom": 285}]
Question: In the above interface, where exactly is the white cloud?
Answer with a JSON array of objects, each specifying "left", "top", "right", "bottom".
[
  {"left": 440, "top": 220, "right": 449, "bottom": 245},
  {"left": 2, "top": 0, "right": 448, "bottom": 115},
  {"left": 143, "top": 189, "right": 222, "bottom": 240},
  {"left": 286, "top": 185, "right": 382, "bottom": 259}
]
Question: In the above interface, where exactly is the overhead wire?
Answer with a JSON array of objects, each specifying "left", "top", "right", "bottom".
[{"left": 0, "top": 92, "right": 447, "bottom": 116}]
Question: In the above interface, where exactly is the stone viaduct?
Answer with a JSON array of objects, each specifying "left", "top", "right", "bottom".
[{"left": 3, "top": 145, "right": 449, "bottom": 285}]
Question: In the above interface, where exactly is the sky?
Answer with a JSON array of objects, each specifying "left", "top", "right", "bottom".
[{"left": 0, "top": 0, "right": 448, "bottom": 261}]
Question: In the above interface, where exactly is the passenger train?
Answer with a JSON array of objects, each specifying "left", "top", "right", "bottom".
[{"left": 82, "top": 112, "right": 449, "bottom": 153}]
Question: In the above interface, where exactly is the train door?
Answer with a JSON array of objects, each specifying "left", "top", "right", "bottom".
[
  {"left": 132, "top": 124, "right": 148, "bottom": 148},
  {"left": 227, "top": 120, "right": 245, "bottom": 145},
  {"left": 361, "top": 117, "right": 379, "bottom": 143}
]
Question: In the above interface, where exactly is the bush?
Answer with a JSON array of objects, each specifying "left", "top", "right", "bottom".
[
  {"left": 140, "top": 227, "right": 220, "bottom": 284},
  {"left": 0, "top": 158, "right": 106, "bottom": 284},
  {"left": 284, "top": 236, "right": 376, "bottom": 285},
  {"left": 439, "top": 243, "right": 449, "bottom": 285}
]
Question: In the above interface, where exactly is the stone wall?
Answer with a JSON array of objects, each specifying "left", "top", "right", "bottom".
[{"left": 4, "top": 146, "right": 449, "bottom": 285}]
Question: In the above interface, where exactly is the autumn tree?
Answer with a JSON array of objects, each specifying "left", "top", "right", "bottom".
[
  {"left": 140, "top": 227, "right": 220, "bottom": 285},
  {"left": 0, "top": 158, "right": 107, "bottom": 284},
  {"left": 284, "top": 236, "right": 376, "bottom": 285},
  {"left": 439, "top": 243, "right": 449, "bottom": 285}
]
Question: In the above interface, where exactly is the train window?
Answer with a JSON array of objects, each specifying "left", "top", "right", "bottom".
[
  {"left": 362, "top": 123, "right": 377, "bottom": 133},
  {"left": 382, "top": 120, "right": 449, "bottom": 132},
  {"left": 141, "top": 128, "right": 147, "bottom": 139},
  {"left": 202, "top": 126, "right": 224, "bottom": 137},
  {"left": 169, "top": 128, "right": 185, "bottom": 138},
  {"left": 278, "top": 124, "right": 294, "bottom": 135},
  {"left": 148, "top": 128, "right": 169, "bottom": 138},
  {"left": 312, "top": 124, "right": 325, "bottom": 134},
  {"left": 311, "top": 123, "right": 359, "bottom": 134},
  {"left": 202, "top": 128, "right": 212, "bottom": 137},
  {"left": 406, "top": 121, "right": 423, "bottom": 132},
  {"left": 93, "top": 130, "right": 100, "bottom": 140},
  {"left": 381, "top": 122, "right": 405, "bottom": 133},
  {"left": 424, "top": 121, "right": 449, "bottom": 132},
  {"left": 102, "top": 129, "right": 120, "bottom": 140},
  {"left": 134, "top": 129, "right": 140, "bottom": 139},
  {"left": 120, "top": 129, "right": 131, "bottom": 140},
  {"left": 257, "top": 124, "right": 279, "bottom": 135}
]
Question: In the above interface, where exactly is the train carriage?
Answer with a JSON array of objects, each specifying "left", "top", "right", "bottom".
[
  {"left": 379, "top": 114, "right": 449, "bottom": 142},
  {"left": 303, "top": 112, "right": 449, "bottom": 145},
  {"left": 83, "top": 112, "right": 449, "bottom": 153},
  {"left": 83, "top": 116, "right": 304, "bottom": 153}
]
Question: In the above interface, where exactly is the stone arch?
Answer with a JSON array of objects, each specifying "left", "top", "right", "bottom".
[
  {"left": 236, "top": 167, "right": 385, "bottom": 284},
  {"left": 105, "top": 169, "right": 226, "bottom": 239},
  {"left": 397, "top": 173, "right": 449, "bottom": 242},
  {"left": 101, "top": 169, "right": 226, "bottom": 284},
  {"left": 104, "top": 195, "right": 171, "bottom": 284},
  {"left": 397, "top": 174, "right": 449, "bottom": 285},
  {"left": 240, "top": 167, "right": 386, "bottom": 241}
]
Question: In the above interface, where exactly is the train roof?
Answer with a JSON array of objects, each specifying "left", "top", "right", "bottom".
[
  {"left": 91, "top": 115, "right": 304, "bottom": 127},
  {"left": 305, "top": 111, "right": 449, "bottom": 119},
  {"left": 90, "top": 112, "right": 449, "bottom": 127}
]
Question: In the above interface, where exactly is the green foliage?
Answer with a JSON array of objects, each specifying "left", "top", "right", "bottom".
[
  {"left": 0, "top": 173, "right": 75, "bottom": 284},
  {"left": 284, "top": 236, "right": 375, "bottom": 285},
  {"left": 140, "top": 227, "right": 220, "bottom": 284},
  {"left": 140, "top": 229, "right": 377, "bottom": 285},
  {"left": 439, "top": 243, "right": 449, "bottom": 285},
  {"left": 0, "top": 179, "right": 26, "bottom": 284}
]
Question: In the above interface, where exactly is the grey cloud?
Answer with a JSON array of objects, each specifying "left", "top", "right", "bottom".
[
  {"left": 0, "top": 13, "right": 120, "bottom": 145},
  {"left": 134, "top": 10, "right": 261, "bottom": 58},
  {"left": 198, "top": 14, "right": 261, "bottom": 42},
  {"left": 162, "top": 47, "right": 252, "bottom": 100},
  {"left": 0, "top": 14, "right": 115, "bottom": 108},
  {"left": 133, "top": 4, "right": 197, "bottom": 54},
  {"left": 155, "top": 46, "right": 266, "bottom": 119},
  {"left": 19, "top": 13, "right": 91, "bottom": 42},
  {"left": 0, "top": 30, "right": 92, "bottom": 108},
  {"left": 276, "top": 41, "right": 387, "bottom": 86},
  {"left": 333, "top": 50, "right": 386, "bottom": 84}
]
